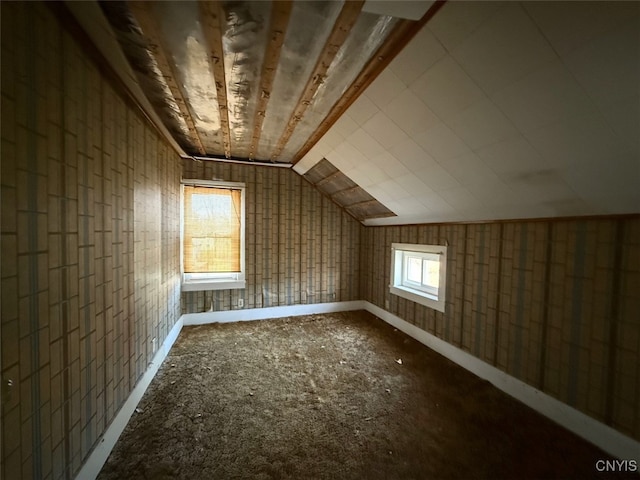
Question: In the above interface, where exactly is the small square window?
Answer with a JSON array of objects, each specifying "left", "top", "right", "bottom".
[{"left": 390, "top": 243, "right": 447, "bottom": 312}]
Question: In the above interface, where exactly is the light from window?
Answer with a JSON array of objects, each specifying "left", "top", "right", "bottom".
[
  {"left": 181, "top": 180, "right": 246, "bottom": 291},
  {"left": 390, "top": 243, "right": 447, "bottom": 312}
]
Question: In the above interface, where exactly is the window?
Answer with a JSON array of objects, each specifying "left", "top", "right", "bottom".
[
  {"left": 181, "top": 180, "right": 246, "bottom": 291},
  {"left": 390, "top": 243, "right": 447, "bottom": 312}
]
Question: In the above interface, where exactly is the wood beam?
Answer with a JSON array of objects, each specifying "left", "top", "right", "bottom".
[
  {"left": 199, "top": 1, "right": 231, "bottom": 159},
  {"left": 270, "top": 0, "right": 365, "bottom": 162},
  {"left": 292, "top": 0, "right": 447, "bottom": 165},
  {"left": 248, "top": 1, "right": 293, "bottom": 161},
  {"left": 331, "top": 185, "right": 366, "bottom": 204},
  {"left": 346, "top": 198, "right": 381, "bottom": 209},
  {"left": 129, "top": 1, "right": 206, "bottom": 155},
  {"left": 315, "top": 170, "right": 343, "bottom": 188}
]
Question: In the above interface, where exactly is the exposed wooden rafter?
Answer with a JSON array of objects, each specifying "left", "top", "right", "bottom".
[
  {"left": 315, "top": 170, "right": 343, "bottom": 188},
  {"left": 249, "top": 1, "right": 293, "bottom": 161},
  {"left": 270, "top": 0, "right": 366, "bottom": 162},
  {"left": 292, "top": 0, "right": 447, "bottom": 165},
  {"left": 199, "top": 1, "right": 232, "bottom": 159},
  {"left": 129, "top": 1, "right": 206, "bottom": 155},
  {"left": 347, "top": 198, "right": 380, "bottom": 209},
  {"left": 332, "top": 185, "right": 361, "bottom": 198}
]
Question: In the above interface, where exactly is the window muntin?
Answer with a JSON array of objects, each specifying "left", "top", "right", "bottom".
[
  {"left": 390, "top": 243, "right": 447, "bottom": 312},
  {"left": 181, "top": 180, "right": 246, "bottom": 291},
  {"left": 401, "top": 252, "right": 440, "bottom": 297}
]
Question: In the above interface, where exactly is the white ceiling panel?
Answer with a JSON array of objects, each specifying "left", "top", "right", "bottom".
[
  {"left": 437, "top": 186, "right": 479, "bottom": 209},
  {"left": 524, "top": 113, "right": 626, "bottom": 168},
  {"left": 415, "top": 192, "right": 455, "bottom": 213},
  {"left": 563, "top": 21, "right": 640, "bottom": 110},
  {"left": 362, "top": 68, "right": 406, "bottom": 110},
  {"left": 427, "top": 1, "right": 505, "bottom": 52},
  {"left": 361, "top": 162, "right": 390, "bottom": 186},
  {"left": 327, "top": 141, "right": 366, "bottom": 172},
  {"left": 446, "top": 98, "right": 519, "bottom": 150},
  {"left": 523, "top": 1, "right": 639, "bottom": 57},
  {"left": 415, "top": 163, "right": 461, "bottom": 192},
  {"left": 410, "top": 56, "right": 486, "bottom": 122},
  {"left": 378, "top": 179, "right": 411, "bottom": 200},
  {"left": 491, "top": 60, "right": 600, "bottom": 134},
  {"left": 440, "top": 152, "right": 491, "bottom": 186},
  {"left": 389, "top": 26, "right": 446, "bottom": 87},
  {"left": 563, "top": 151, "right": 640, "bottom": 203},
  {"left": 413, "top": 123, "right": 472, "bottom": 161},
  {"left": 346, "top": 128, "right": 385, "bottom": 160},
  {"left": 362, "top": 111, "right": 409, "bottom": 149},
  {"left": 396, "top": 173, "right": 431, "bottom": 194},
  {"left": 385, "top": 89, "right": 440, "bottom": 137},
  {"left": 299, "top": 1, "right": 639, "bottom": 225},
  {"left": 381, "top": 158, "right": 411, "bottom": 179},
  {"left": 476, "top": 135, "right": 550, "bottom": 178},
  {"left": 389, "top": 138, "right": 438, "bottom": 172},
  {"left": 450, "top": 4, "right": 557, "bottom": 95},
  {"left": 347, "top": 94, "right": 380, "bottom": 127},
  {"left": 601, "top": 97, "right": 640, "bottom": 152}
]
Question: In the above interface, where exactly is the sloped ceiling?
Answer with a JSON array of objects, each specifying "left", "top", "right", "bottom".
[
  {"left": 69, "top": 1, "right": 639, "bottom": 225},
  {"left": 296, "top": 1, "right": 640, "bottom": 225},
  {"left": 97, "top": 0, "right": 439, "bottom": 164}
]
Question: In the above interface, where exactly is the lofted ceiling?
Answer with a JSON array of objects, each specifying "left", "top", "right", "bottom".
[
  {"left": 98, "top": 0, "right": 439, "bottom": 164},
  {"left": 295, "top": 1, "right": 640, "bottom": 225},
  {"left": 69, "top": 1, "right": 639, "bottom": 225}
]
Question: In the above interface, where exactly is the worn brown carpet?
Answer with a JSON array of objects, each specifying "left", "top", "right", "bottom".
[{"left": 97, "top": 311, "right": 633, "bottom": 480}]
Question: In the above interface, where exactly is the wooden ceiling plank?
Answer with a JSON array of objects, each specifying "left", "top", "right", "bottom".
[
  {"left": 292, "top": 0, "right": 447, "bottom": 164},
  {"left": 315, "top": 170, "right": 343, "bottom": 187},
  {"left": 347, "top": 198, "right": 381, "bottom": 209},
  {"left": 331, "top": 184, "right": 362, "bottom": 197},
  {"left": 199, "top": 1, "right": 232, "bottom": 159},
  {"left": 354, "top": 211, "right": 397, "bottom": 220},
  {"left": 249, "top": 1, "right": 293, "bottom": 161},
  {"left": 129, "top": 1, "right": 206, "bottom": 155},
  {"left": 270, "top": 0, "right": 366, "bottom": 162}
]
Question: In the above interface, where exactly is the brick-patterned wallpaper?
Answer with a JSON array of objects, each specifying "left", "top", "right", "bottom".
[
  {"left": 360, "top": 218, "right": 640, "bottom": 441},
  {"left": 1, "top": 3, "right": 181, "bottom": 479},
  {"left": 181, "top": 160, "right": 362, "bottom": 313}
]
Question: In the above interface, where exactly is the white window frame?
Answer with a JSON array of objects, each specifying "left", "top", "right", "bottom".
[
  {"left": 390, "top": 243, "right": 447, "bottom": 313},
  {"left": 181, "top": 179, "right": 246, "bottom": 292}
]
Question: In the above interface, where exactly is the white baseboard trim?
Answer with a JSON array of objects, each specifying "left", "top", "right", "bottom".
[
  {"left": 76, "top": 301, "right": 364, "bottom": 479},
  {"left": 363, "top": 301, "right": 640, "bottom": 466},
  {"left": 182, "top": 300, "right": 366, "bottom": 326},
  {"left": 77, "top": 301, "right": 639, "bottom": 480},
  {"left": 75, "top": 317, "right": 184, "bottom": 480}
]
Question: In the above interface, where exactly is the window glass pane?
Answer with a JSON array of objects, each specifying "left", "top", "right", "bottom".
[
  {"left": 423, "top": 259, "right": 440, "bottom": 289},
  {"left": 184, "top": 186, "right": 241, "bottom": 273},
  {"left": 406, "top": 256, "right": 422, "bottom": 283}
]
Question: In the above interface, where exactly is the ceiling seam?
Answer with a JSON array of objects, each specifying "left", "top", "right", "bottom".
[{"left": 270, "top": 0, "right": 367, "bottom": 162}]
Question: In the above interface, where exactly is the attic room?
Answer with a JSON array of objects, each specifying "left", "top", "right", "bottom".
[{"left": 1, "top": 0, "right": 638, "bottom": 479}]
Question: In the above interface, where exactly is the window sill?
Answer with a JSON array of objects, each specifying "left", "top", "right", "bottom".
[
  {"left": 390, "top": 284, "right": 445, "bottom": 313},
  {"left": 181, "top": 279, "right": 246, "bottom": 292}
]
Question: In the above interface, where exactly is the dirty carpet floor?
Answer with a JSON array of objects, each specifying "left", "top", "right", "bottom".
[{"left": 98, "top": 311, "right": 631, "bottom": 480}]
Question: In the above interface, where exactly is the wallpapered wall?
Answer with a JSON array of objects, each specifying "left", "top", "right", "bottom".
[
  {"left": 360, "top": 218, "right": 640, "bottom": 441},
  {"left": 181, "top": 160, "right": 361, "bottom": 313},
  {"left": 1, "top": 3, "right": 181, "bottom": 478},
  {"left": 1, "top": 4, "right": 638, "bottom": 480}
]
